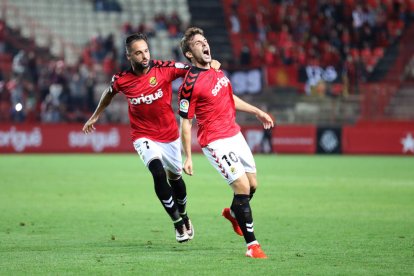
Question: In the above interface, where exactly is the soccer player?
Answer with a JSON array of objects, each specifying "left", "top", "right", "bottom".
[
  {"left": 178, "top": 27, "right": 274, "bottom": 258},
  {"left": 83, "top": 33, "right": 219, "bottom": 243}
]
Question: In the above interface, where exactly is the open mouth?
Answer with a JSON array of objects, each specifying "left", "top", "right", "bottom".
[{"left": 203, "top": 49, "right": 210, "bottom": 56}]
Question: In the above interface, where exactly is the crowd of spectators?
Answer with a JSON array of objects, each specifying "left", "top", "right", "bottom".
[
  {"left": 0, "top": 3, "right": 186, "bottom": 124},
  {"left": 120, "top": 11, "right": 186, "bottom": 66},
  {"left": 0, "top": 1, "right": 413, "bottom": 124},
  {"left": 225, "top": 0, "right": 411, "bottom": 79}
]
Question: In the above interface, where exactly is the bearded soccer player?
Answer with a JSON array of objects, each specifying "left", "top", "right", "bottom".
[
  {"left": 83, "top": 33, "right": 218, "bottom": 243},
  {"left": 178, "top": 27, "right": 274, "bottom": 258}
]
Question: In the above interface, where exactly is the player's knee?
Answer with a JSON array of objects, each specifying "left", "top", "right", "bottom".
[
  {"left": 250, "top": 186, "right": 256, "bottom": 197},
  {"left": 167, "top": 170, "right": 181, "bottom": 180},
  {"left": 231, "top": 173, "right": 251, "bottom": 193},
  {"left": 231, "top": 180, "right": 250, "bottom": 194},
  {"left": 148, "top": 159, "right": 166, "bottom": 182},
  {"left": 246, "top": 172, "right": 258, "bottom": 190},
  {"left": 233, "top": 194, "right": 250, "bottom": 206},
  {"left": 232, "top": 194, "right": 252, "bottom": 218}
]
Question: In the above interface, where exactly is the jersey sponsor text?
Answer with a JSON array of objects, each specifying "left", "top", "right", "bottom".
[
  {"left": 129, "top": 89, "right": 163, "bottom": 105},
  {"left": 212, "top": 76, "right": 230, "bottom": 96}
]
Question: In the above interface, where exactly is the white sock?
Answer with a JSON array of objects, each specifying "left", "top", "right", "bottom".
[{"left": 246, "top": 240, "right": 259, "bottom": 247}]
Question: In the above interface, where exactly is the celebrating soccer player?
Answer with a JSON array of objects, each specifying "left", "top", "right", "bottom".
[
  {"left": 178, "top": 27, "right": 274, "bottom": 258},
  {"left": 83, "top": 33, "right": 219, "bottom": 243}
]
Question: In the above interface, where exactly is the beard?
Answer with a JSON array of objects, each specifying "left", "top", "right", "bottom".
[{"left": 133, "top": 60, "right": 150, "bottom": 71}]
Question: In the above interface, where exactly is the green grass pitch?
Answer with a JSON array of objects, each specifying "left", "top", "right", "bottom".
[{"left": 0, "top": 154, "right": 413, "bottom": 275}]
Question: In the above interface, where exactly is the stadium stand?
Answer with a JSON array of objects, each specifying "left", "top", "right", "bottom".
[
  {"left": 1, "top": 0, "right": 190, "bottom": 63},
  {"left": 0, "top": 0, "right": 413, "bottom": 125},
  {"left": 219, "top": 0, "right": 414, "bottom": 124},
  {"left": 0, "top": 0, "right": 190, "bottom": 123},
  {"left": 221, "top": 0, "right": 407, "bottom": 70}
]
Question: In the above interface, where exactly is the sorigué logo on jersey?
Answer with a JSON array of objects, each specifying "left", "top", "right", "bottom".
[
  {"left": 129, "top": 89, "right": 163, "bottom": 105},
  {"left": 212, "top": 76, "right": 230, "bottom": 96},
  {"left": 149, "top": 77, "right": 157, "bottom": 87}
]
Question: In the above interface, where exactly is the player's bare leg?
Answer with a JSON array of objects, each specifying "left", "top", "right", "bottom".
[{"left": 246, "top": 172, "right": 258, "bottom": 200}]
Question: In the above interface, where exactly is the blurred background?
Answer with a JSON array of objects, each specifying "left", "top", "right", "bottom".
[{"left": 0, "top": 0, "right": 413, "bottom": 154}]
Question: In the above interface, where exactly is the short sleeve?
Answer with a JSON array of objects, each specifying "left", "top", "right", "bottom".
[{"left": 178, "top": 68, "right": 201, "bottom": 119}]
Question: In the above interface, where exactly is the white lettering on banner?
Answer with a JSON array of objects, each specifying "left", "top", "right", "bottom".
[
  {"left": 129, "top": 89, "right": 163, "bottom": 105},
  {"left": 231, "top": 69, "right": 261, "bottom": 95},
  {"left": 0, "top": 127, "right": 42, "bottom": 152},
  {"left": 273, "top": 137, "right": 314, "bottom": 145},
  {"left": 305, "top": 65, "right": 338, "bottom": 94},
  {"left": 68, "top": 128, "right": 120, "bottom": 152},
  {"left": 212, "top": 76, "right": 230, "bottom": 96},
  {"left": 401, "top": 133, "right": 414, "bottom": 153}
]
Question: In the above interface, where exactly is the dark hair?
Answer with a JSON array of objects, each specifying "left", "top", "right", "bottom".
[
  {"left": 125, "top": 33, "right": 148, "bottom": 54},
  {"left": 180, "top": 27, "right": 204, "bottom": 62}
]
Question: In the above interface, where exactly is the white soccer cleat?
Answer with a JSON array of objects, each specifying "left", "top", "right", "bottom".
[
  {"left": 184, "top": 219, "right": 194, "bottom": 240},
  {"left": 175, "top": 224, "right": 190, "bottom": 243}
]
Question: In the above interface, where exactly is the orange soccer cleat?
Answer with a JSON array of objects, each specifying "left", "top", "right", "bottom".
[
  {"left": 222, "top": 207, "right": 243, "bottom": 236},
  {"left": 245, "top": 244, "right": 268, "bottom": 259}
]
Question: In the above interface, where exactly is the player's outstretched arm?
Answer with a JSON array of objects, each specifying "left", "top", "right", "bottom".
[
  {"left": 233, "top": 95, "right": 275, "bottom": 129},
  {"left": 180, "top": 118, "right": 194, "bottom": 176},
  {"left": 82, "top": 86, "right": 115, "bottom": 134}
]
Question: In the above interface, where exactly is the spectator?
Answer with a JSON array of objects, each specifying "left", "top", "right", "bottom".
[
  {"left": 247, "top": 11, "right": 258, "bottom": 33},
  {"left": 352, "top": 4, "right": 365, "bottom": 30},
  {"left": 239, "top": 42, "right": 251, "bottom": 66},
  {"left": 0, "top": 20, "right": 6, "bottom": 53},
  {"left": 260, "top": 108, "right": 275, "bottom": 154},
  {"left": 168, "top": 11, "right": 183, "bottom": 38},
  {"left": 26, "top": 51, "right": 39, "bottom": 84},
  {"left": 8, "top": 76, "right": 25, "bottom": 122},
  {"left": 41, "top": 82, "right": 66, "bottom": 122},
  {"left": 68, "top": 71, "right": 87, "bottom": 112},
  {"left": 12, "top": 50, "right": 26, "bottom": 76},
  {"left": 230, "top": 11, "right": 241, "bottom": 34},
  {"left": 403, "top": 56, "right": 414, "bottom": 81}
]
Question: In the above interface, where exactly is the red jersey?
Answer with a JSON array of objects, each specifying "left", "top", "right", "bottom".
[
  {"left": 111, "top": 60, "right": 190, "bottom": 142},
  {"left": 178, "top": 67, "right": 240, "bottom": 147}
]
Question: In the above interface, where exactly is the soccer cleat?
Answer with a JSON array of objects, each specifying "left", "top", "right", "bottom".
[
  {"left": 245, "top": 244, "right": 268, "bottom": 259},
  {"left": 222, "top": 208, "right": 243, "bottom": 236},
  {"left": 184, "top": 219, "right": 194, "bottom": 240},
  {"left": 175, "top": 224, "right": 190, "bottom": 243}
]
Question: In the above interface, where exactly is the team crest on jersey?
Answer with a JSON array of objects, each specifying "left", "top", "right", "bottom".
[
  {"left": 179, "top": 99, "right": 189, "bottom": 113},
  {"left": 230, "top": 166, "right": 237, "bottom": 175},
  {"left": 149, "top": 77, "right": 157, "bottom": 87}
]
